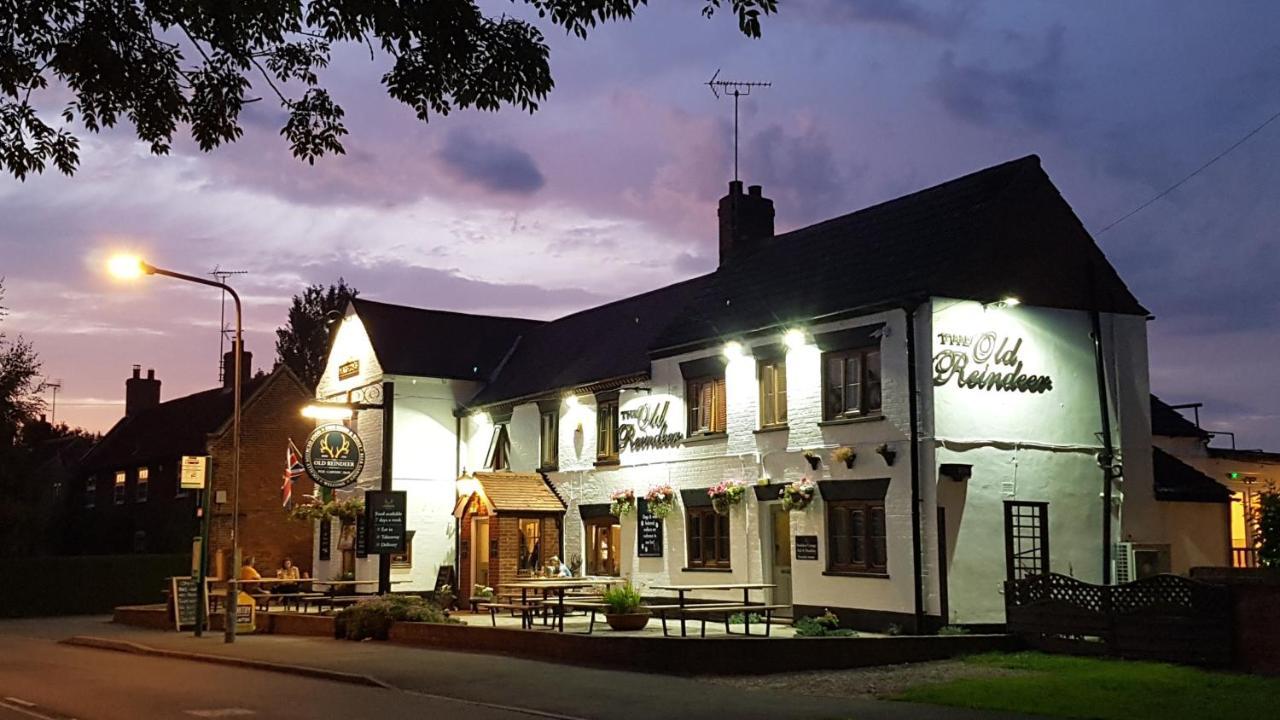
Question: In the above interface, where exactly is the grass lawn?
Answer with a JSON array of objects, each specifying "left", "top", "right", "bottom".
[{"left": 897, "top": 652, "right": 1280, "bottom": 720}]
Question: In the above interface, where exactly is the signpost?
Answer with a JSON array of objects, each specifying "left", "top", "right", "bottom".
[
  {"left": 180, "top": 455, "right": 209, "bottom": 490},
  {"left": 365, "top": 490, "right": 407, "bottom": 554},
  {"left": 637, "top": 500, "right": 664, "bottom": 557},
  {"left": 181, "top": 454, "right": 212, "bottom": 637}
]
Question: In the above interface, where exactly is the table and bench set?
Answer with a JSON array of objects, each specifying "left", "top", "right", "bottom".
[
  {"left": 476, "top": 579, "right": 786, "bottom": 637},
  {"left": 205, "top": 578, "right": 407, "bottom": 614}
]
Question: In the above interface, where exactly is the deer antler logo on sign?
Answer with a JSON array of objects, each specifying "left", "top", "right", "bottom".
[{"left": 320, "top": 432, "right": 351, "bottom": 459}]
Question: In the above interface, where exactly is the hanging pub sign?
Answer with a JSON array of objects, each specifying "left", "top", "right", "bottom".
[
  {"left": 304, "top": 424, "right": 365, "bottom": 489},
  {"left": 637, "top": 500, "right": 663, "bottom": 558},
  {"left": 365, "top": 490, "right": 407, "bottom": 554},
  {"left": 932, "top": 330, "right": 1053, "bottom": 394},
  {"left": 619, "top": 400, "right": 684, "bottom": 452}
]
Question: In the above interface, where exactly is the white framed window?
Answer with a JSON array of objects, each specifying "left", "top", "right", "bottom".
[
  {"left": 113, "top": 471, "right": 127, "bottom": 505},
  {"left": 485, "top": 424, "right": 511, "bottom": 471},
  {"left": 136, "top": 467, "right": 149, "bottom": 503}
]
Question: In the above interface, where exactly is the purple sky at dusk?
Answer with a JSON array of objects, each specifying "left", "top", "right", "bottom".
[{"left": 2, "top": 1, "right": 1278, "bottom": 448}]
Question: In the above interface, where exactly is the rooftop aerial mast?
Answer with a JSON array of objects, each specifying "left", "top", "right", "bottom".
[{"left": 706, "top": 69, "right": 771, "bottom": 181}]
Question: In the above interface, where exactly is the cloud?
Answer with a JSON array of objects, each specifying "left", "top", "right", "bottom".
[
  {"left": 437, "top": 130, "right": 546, "bottom": 194},
  {"left": 795, "top": 0, "right": 978, "bottom": 37},
  {"left": 742, "top": 118, "right": 858, "bottom": 230},
  {"left": 934, "top": 24, "right": 1066, "bottom": 131}
]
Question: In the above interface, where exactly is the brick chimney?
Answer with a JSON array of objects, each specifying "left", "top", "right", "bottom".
[
  {"left": 718, "top": 180, "right": 775, "bottom": 265},
  {"left": 125, "top": 365, "right": 161, "bottom": 416},
  {"left": 222, "top": 348, "right": 252, "bottom": 390}
]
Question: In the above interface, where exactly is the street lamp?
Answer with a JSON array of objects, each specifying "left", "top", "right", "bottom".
[{"left": 108, "top": 254, "right": 245, "bottom": 644}]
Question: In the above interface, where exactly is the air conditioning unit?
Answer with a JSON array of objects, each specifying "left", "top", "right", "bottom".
[{"left": 1115, "top": 542, "right": 1171, "bottom": 583}]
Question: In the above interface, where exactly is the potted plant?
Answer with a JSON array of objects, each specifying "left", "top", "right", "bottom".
[
  {"left": 781, "top": 478, "right": 816, "bottom": 511},
  {"left": 803, "top": 450, "right": 821, "bottom": 470},
  {"left": 610, "top": 489, "right": 636, "bottom": 517},
  {"left": 708, "top": 480, "right": 748, "bottom": 515},
  {"left": 832, "top": 446, "right": 856, "bottom": 469},
  {"left": 601, "top": 583, "right": 650, "bottom": 631},
  {"left": 644, "top": 484, "right": 676, "bottom": 519},
  {"left": 875, "top": 443, "right": 896, "bottom": 466}
]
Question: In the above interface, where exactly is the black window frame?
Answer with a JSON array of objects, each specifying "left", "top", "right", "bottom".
[
  {"left": 584, "top": 515, "right": 622, "bottom": 577},
  {"left": 758, "top": 357, "right": 788, "bottom": 428},
  {"left": 113, "top": 470, "right": 127, "bottom": 505},
  {"left": 135, "top": 466, "right": 149, "bottom": 503},
  {"left": 84, "top": 476, "right": 96, "bottom": 509},
  {"left": 686, "top": 506, "right": 731, "bottom": 569},
  {"left": 827, "top": 499, "right": 888, "bottom": 574},
  {"left": 822, "top": 346, "right": 882, "bottom": 421}
]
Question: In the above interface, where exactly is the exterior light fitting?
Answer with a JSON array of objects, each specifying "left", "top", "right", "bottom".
[
  {"left": 985, "top": 296, "right": 1022, "bottom": 310},
  {"left": 783, "top": 329, "right": 807, "bottom": 349},
  {"left": 723, "top": 340, "right": 744, "bottom": 358},
  {"left": 301, "top": 403, "right": 354, "bottom": 420},
  {"left": 107, "top": 254, "right": 153, "bottom": 280}
]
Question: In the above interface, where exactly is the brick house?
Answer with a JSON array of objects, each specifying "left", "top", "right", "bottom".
[{"left": 69, "top": 354, "right": 315, "bottom": 578}]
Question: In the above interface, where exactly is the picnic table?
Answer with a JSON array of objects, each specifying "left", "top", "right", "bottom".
[
  {"left": 499, "top": 577, "right": 624, "bottom": 632},
  {"left": 649, "top": 582, "right": 777, "bottom": 637}
]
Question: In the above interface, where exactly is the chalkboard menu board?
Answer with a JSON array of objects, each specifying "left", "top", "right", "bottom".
[
  {"left": 637, "top": 500, "right": 663, "bottom": 558},
  {"left": 354, "top": 514, "right": 367, "bottom": 558},
  {"left": 795, "top": 535, "right": 819, "bottom": 561},
  {"left": 170, "top": 576, "right": 207, "bottom": 631},
  {"left": 366, "top": 490, "right": 407, "bottom": 553},
  {"left": 318, "top": 518, "right": 332, "bottom": 560}
]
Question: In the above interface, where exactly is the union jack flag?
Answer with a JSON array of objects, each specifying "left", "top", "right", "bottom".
[{"left": 282, "top": 439, "right": 305, "bottom": 509}]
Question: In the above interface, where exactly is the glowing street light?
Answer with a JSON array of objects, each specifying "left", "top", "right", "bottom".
[{"left": 106, "top": 253, "right": 246, "bottom": 645}]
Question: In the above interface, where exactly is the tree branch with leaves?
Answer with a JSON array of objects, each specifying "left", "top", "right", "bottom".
[{"left": 2, "top": 0, "right": 777, "bottom": 179}]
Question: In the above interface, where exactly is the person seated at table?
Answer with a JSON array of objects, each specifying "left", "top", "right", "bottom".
[
  {"left": 274, "top": 558, "right": 301, "bottom": 593},
  {"left": 239, "top": 556, "right": 266, "bottom": 596},
  {"left": 548, "top": 556, "right": 571, "bottom": 578}
]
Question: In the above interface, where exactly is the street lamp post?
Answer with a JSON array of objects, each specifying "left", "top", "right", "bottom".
[{"left": 108, "top": 255, "right": 245, "bottom": 643}]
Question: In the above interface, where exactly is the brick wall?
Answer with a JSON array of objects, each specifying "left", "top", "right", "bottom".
[{"left": 207, "top": 370, "right": 315, "bottom": 578}]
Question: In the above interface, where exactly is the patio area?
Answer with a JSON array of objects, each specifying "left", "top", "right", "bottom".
[{"left": 452, "top": 607, "right": 803, "bottom": 638}]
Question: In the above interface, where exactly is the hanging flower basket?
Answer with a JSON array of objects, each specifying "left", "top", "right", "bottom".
[
  {"left": 708, "top": 480, "right": 748, "bottom": 516},
  {"left": 831, "top": 446, "right": 856, "bottom": 469},
  {"left": 610, "top": 489, "right": 636, "bottom": 517},
  {"left": 644, "top": 485, "right": 676, "bottom": 520},
  {"left": 781, "top": 478, "right": 816, "bottom": 511},
  {"left": 803, "top": 451, "right": 821, "bottom": 470}
]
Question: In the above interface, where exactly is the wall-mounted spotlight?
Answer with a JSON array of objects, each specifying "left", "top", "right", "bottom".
[
  {"left": 984, "top": 296, "right": 1022, "bottom": 310},
  {"left": 722, "top": 340, "right": 744, "bottom": 359},
  {"left": 783, "top": 329, "right": 807, "bottom": 349}
]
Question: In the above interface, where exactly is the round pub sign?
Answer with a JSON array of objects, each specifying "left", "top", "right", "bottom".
[{"left": 304, "top": 424, "right": 365, "bottom": 489}]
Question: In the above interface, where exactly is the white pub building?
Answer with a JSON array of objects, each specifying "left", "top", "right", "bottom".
[{"left": 310, "top": 156, "right": 1215, "bottom": 631}]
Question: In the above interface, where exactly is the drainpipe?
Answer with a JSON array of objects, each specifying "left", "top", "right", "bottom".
[
  {"left": 905, "top": 303, "right": 925, "bottom": 633},
  {"left": 1090, "top": 308, "right": 1116, "bottom": 585}
]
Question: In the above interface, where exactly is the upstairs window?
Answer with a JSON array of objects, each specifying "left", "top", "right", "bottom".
[
  {"left": 758, "top": 357, "right": 788, "bottom": 428},
  {"left": 113, "top": 471, "right": 127, "bottom": 505},
  {"left": 485, "top": 423, "right": 511, "bottom": 471},
  {"left": 686, "top": 376, "right": 727, "bottom": 435},
  {"left": 136, "top": 467, "right": 149, "bottom": 503},
  {"left": 823, "top": 347, "right": 882, "bottom": 420},
  {"left": 84, "top": 477, "right": 96, "bottom": 509},
  {"left": 596, "top": 394, "right": 619, "bottom": 462},
  {"left": 538, "top": 401, "right": 559, "bottom": 471}
]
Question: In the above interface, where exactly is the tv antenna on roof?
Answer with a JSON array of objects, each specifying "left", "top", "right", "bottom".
[
  {"left": 210, "top": 265, "right": 249, "bottom": 383},
  {"left": 706, "top": 69, "right": 771, "bottom": 182},
  {"left": 46, "top": 378, "right": 62, "bottom": 424}
]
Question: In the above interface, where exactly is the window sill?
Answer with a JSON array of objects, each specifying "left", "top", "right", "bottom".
[
  {"left": 818, "top": 414, "right": 885, "bottom": 428},
  {"left": 682, "top": 432, "right": 728, "bottom": 446},
  {"left": 822, "top": 570, "right": 890, "bottom": 579},
  {"left": 681, "top": 567, "right": 733, "bottom": 573},
  {"left": 754, "top": 425, "right": 789, "bottom": 434},
  {"left": 593, "top": 458, "right": 620, "bottom": 468}
]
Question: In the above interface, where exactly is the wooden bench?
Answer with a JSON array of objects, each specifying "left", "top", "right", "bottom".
[
  {"left": 478, "top": 601, "right": 544, "bottom": 629},
  {"left": 560, "top": 600, "right": 608, "bottom": 635},
  {"left": 647, "top": 603, "right": 790, "bottom": 637}
]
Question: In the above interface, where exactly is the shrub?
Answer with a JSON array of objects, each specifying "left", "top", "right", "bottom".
[
  {"left": 1256, "top": 484, "right": 1280, "bottom": 568},
  {"left": 727, "top": 612, "right": 764, "bottom": 624},
  {"left": 336, "top": 594, "right": 457, "bottom": 640},
  {"left": 794, "top": 609, "right": 856, "bottom": 637},
  {"left": 602, "top": 583, "right": 644, "bottom": 615},
  {"left": 937, "top": 624, "right": 971, "bottom": 636}
]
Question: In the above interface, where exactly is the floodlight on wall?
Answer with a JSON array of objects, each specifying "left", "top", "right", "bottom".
[
  {"left": 939, "top": 463, "right": 973, "bottom": 482},
  {"left": 301, "top": 403, "right": 354, "bottom": 420},
  {"left": 723, "top": 340, "right": 745, "bottom": 358},
  {"left": 983, "top": 296, "right": 1021, "bottom": 310},
  {"left": 783, "top": 328, "right": 808, "bottom": 349}
]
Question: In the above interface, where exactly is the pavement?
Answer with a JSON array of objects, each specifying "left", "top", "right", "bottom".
[{"left": 0, "top": 617, "right": 1038, "bottom": 720}]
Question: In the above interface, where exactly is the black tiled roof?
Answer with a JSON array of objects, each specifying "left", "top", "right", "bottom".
[
  {"left": 1153, "top": 447, "right": 1231, "bottom": 503},
  {"left": 1208, "top": 447, "right": 1280, "bottom": 464},
  {"left": 1150, "top": 395, "right": 1209, "bottom": 439},
  {"left": 654, "top": 155, "right": 1147, "bottom": 353},
  {"left": 467, "top": 276, "right": 711, "bottom": 406},
  {"left": 351, "top": 298, "right": 544, "bottom": 381},
  {"left": 82, "top": 375, "right": 272, "bottom": 472}
]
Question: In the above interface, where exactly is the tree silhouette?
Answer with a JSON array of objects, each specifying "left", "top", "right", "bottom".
[{"left": 275, "top": 279, "right": 359, "bottom": 389}]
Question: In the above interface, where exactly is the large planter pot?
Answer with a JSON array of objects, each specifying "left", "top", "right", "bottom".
[{"left": 605, "top": 610, "right": 651, "bottom": 631}]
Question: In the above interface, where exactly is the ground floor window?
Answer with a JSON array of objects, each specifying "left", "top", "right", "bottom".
[
  {"left": 827, "top": 500, "right": 887, "bottom": 573},
  {"left": 585, "top": 517, "right": 621, "bottom": 576},
  {"left": 517, "top": 518, "right": 542, "bottom": 574},
  {"left": 686, "top": 507, "right": 730, "bottom": 569}
]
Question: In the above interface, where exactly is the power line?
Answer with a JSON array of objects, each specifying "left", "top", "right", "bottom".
[{"left": 1096, "top": 104, "right": 1280, "bottom": 235}]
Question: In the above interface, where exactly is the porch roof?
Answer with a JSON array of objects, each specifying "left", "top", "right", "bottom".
[{"left": 457, "top": 472, "right": 566, "bottom": 515}]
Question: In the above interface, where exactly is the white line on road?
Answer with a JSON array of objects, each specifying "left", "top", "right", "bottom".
[
  {"left": 1, "top": 699, "right": 34, "bottom": 708},
  {"left": 401, "top": 689, "right": 589, "bottom": 720},
  {"left": 0, "top": 697, "right": 77, "bottom": 720},
  {"left": 183, "top": 711, "right": 256, "bottom": 718}
]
